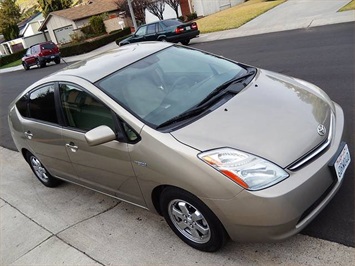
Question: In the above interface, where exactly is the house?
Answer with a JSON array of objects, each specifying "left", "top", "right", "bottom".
[
  {"left": 145, "top": 0, "right": 244, "bottom": 23},
  {"left": 0, "top": 12, "right": 48, "bottom": 56},
  {"left": 38, "top": 0, "right": 124, "bottom": 44}
]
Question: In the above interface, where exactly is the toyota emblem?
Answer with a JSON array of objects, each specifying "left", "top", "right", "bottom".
[{"left": 317, "top": 124, "right": 326, "bottom": 136}]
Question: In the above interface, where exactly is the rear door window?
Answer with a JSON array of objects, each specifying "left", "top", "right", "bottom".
[
  {"left": 28, "top": 84, "right": 58, "bottom": 124},
  {"left": 147, "top": 24, "right": 156, "bottom": 34}
]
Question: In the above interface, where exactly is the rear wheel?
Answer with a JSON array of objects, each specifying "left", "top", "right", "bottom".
[
  {"left": 54, "top": 58, "right": 60, "bottom": 64},
  {"left": 160, "top": 37, "right": 167, "bottom": 42},
  {"left": 181, "top": 39, "right": 190, "bottom": 45},
  {"left": 26, "top": 152, "right": 61, "bottom": 187},
  {"left": 160, "top": 187, "right": 228, "bottom": 252}
]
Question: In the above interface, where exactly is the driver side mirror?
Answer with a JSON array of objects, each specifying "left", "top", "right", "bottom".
[{"left": 85, "top": 125, "right": 117, "bottom": 146}]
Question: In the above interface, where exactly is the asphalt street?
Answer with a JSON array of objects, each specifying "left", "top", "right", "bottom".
[{"left": 0, "top": 23, "right": 354, "bottom": 247}]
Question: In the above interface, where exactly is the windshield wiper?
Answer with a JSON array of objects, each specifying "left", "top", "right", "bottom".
[
  {"left": 156, "top": 69, "right": 256, "bottom": 129},
  {"left": 196, "top": 69, "right": 256, "bottom": 108},
  {"left": 156, "top": 102, "right": 210, "bottom": 129}
]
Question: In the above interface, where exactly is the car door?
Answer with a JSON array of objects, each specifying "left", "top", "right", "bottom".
[
  {"left": 20, "top": 83, "right": 77, "bottom": 181},
  {"left": 145, "top": 23, "right": 158, "bottom": 41},
  {"left": 130, "top": 25, "right": 147, "bottom": 43},
  {"left": 58, "top": 83, "right": 145, "bottom": 207},
  {"left": 24, "top": 46, "right": 36, "bottom": 65}
]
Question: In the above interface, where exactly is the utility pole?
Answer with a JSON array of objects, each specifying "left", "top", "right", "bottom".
[{"left": 127, "top": 0, "right": 138, "bottom": 31}]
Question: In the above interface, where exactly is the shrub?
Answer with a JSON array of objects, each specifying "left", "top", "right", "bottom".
[
  {"left": 178, "top": 16, "right": 185, "bottom": 22},
  {"left": 0, "top": 49, "right": 25, "bottom": 67},
  {"left": 186, "top": 12, "right": 198, "bottom": 21},
  {"left": 60, "top": 27, "right": 131, "bottom": 57},
  {"left": 89, "top": 15, "right": 106, "bottom": 35}
]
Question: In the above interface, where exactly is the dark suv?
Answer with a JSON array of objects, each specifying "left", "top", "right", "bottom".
[
  {"left": 118, "top": 19, "right": 199, "bottom": 46},
  {"left": 22, "top": 41, "right": 61, "bottom": 70}
]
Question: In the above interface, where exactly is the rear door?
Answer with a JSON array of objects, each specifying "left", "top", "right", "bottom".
[
  {"left": 20, "top": 83, "right": 77, "bottom": 181},
  {"left": 24, "top": 46, "right": 36, "bottom": 65},
  {"left": 58, "top": 83, "right": 145, "bottom": 206}
]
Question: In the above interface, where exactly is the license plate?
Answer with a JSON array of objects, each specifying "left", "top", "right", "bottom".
[
  {"left": 186, "top": 26, "right": 191, "bottom": 30},
  {"left": 51, "top": 56, "right": 55, "bottom": 59},
  {"left": 333, "top": 144, "right": 351, "bottom": 180}
]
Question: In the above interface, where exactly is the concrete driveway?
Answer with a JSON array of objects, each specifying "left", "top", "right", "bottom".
[{"left": 1, "top": 148, "right": 355, "bottom": 265}]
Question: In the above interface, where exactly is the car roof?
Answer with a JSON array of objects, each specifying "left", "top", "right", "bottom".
[{"left": 52, "top": 42, "right": 173, "bottom": 83}]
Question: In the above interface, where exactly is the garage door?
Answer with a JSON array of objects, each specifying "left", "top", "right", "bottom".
[{"left": 54, "top": 25, "right": 73, "bottom": 44}]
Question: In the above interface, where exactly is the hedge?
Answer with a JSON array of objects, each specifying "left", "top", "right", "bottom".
[
  {"left": 60, "top": 27, "right": 131, "bottom": 57},
  {"left": 0, "top": 27, "right": 131, "bottom": 66},
  {"left": 0, "top": 49, "right": 26, "bottom": 67}
]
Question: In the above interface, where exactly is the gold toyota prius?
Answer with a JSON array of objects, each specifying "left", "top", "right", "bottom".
[{"left": 8, "top": 42, "right": 351, "bottom": 252}]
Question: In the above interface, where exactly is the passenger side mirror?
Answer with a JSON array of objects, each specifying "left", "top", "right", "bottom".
[{"left": 85, "top": 125, "right": 117, "bottom": 146}]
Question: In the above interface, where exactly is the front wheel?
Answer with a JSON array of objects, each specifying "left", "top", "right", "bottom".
[
  {"left": 22, "top": 62, "right": 29, "bottom": 70},
  {"left": 54, "top": 58, "right": 60, "bottom": 64},
  {"left": 26, "top": 152, "right": 61, "bottom": 187},
  {"left": 160, "top": 187, "right": 228, "bottom": 252}
]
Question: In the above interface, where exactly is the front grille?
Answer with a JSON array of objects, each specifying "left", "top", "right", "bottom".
[{"left": 288, "top": 113, "right": 334, "bottom": 171}]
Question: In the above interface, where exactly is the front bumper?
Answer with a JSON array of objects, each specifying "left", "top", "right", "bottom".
[{"left": 203, "top": 102, "right": 347, "bottom": 242}]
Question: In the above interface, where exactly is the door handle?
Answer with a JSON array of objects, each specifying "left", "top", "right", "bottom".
[
  {"left": 24, "top": 131, "right": 33, "bottom": 139},
  {"left": 66, "top": 142, "right": 78, "bottom": 152}
]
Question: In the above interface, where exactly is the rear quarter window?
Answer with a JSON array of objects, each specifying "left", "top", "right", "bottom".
[{"left": 16, "top": 95, "right": 29, "bottom": 117}]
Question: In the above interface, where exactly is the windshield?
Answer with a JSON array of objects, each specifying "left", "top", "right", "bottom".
[{"left": 98, "top": 46, "right": 248, "bottom": 128}]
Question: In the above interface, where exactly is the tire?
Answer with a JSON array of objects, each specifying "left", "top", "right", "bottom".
[
  {"left": 160, "top": 187, "right": 228, "bottom": 252},
  {"left": 54, "top": 58, "right": 61, "bottom": 64},
  {"left": 36, "top": 59, "right": 45, "bottom": 68},
  {"left": 181, "top": 39, "right": 190, "bottom": 45},
  {"left": 160, "top": 38, "right": 167, "bottom": 42},
  {"left": 22, "top": 62, "right": 29, "bottom": 70},
  {"left": 26, "top": 152, "right": 61, "bottom": 187}
]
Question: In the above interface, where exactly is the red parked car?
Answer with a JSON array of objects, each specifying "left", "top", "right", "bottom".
[{"left": 22, "top": 41, "right": 61, "bottom": 70}]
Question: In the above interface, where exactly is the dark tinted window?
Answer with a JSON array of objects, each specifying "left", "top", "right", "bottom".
[
  {"left": 147, "top": 24, "right": 156, "bottom": 34},
  {"left": 16, "top": 95, "right": 29, "bottom": 117},
  {"left": 161, "top": 20, "right": 182, "bottom": 27},
  {"left": 29, "top": 85, "right": 58, "bottom": 123},
  {"left": 135, "top": 26, "right": 146, "bottom": 36},
  {"left": 41, "top": 43, "right": 56, "bottom": 50},
  {"left": 157, "top": 23, "right": 164, "bottom": 32},
  {"left": 59, "top": 83, "right": 115, "bottom": 132}
]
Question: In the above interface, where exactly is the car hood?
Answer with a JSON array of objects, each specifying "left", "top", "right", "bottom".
[{"left": 171, "top": 69, "right": 333, "bottom": 168}]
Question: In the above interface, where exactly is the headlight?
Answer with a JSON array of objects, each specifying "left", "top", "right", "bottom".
[{"left": 198, "top": 148, "right": 289, "bottom": 191}]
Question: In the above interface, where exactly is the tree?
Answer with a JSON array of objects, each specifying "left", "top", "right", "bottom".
[
  {"left": 116, "top": 0, "right": 149, "bottom": 25},
  {"left": 0, "top": 0, "right": 21, "bottom": 41},
  {"left": 146, "top": 0, "right": 165, "bottom": 20},
  {"left": 37, "top": 0, "right": 72, "bottom": 18},
  {"left": 2, "top": 24, "right": 20, "bottom": 41},
  {"left": 165, "top": 0, "right": 180, "bottom": 18}
]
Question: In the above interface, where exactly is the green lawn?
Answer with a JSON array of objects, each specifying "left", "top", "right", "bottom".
[
  {"left": 0, "top": 59, "right": 22, "bottom": 69},
  {"left": 197, "top": 0, "right": 286, "bottom": 34},
  {"left": 339, "top": 0, "right": 355, "bottom": 11}
]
